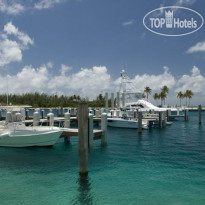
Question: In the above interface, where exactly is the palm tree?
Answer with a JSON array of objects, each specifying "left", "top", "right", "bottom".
[
  {"left": 185, "top": 90, "right": 194, "bottom": 107},
  {"left": 161, "top": 85, "right": 169, "bottom": 105},
  {"left": 161, "top": 85, "right": 169, "bottom": 94},
  {"left": 142, "top": 92, "right": 146, "bottom": 99},
  {"left": 159, "top": 91, "right": 167, "bottom": 106},
  {"left": 144, "top": 86, "right": 152, "bottom": 101},
  {"left": 177, "top": 91, "right": 184, "bottom": 107},
  {"left": 153, "top": 93, "right": 160, "bottom": 105}
]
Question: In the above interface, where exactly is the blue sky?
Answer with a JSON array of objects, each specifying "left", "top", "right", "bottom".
[{"left": 0, "top": 0, "right": 204, "bottom": 105}]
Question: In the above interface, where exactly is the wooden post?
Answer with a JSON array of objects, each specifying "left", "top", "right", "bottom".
[
  {"left": 41, "top": 109, "right": 45, "bottom": 119},
  {"left": 134, "top": 110, "right": 137, "bottom": 119},
  {"left": 184, "top": 109, "right": 189, "bottom": 121},
  {"left": 159, "top": 112, "right": 162, "bottom": 128},
  {"left": 101, "top": 113, "right": 107, "bottom": 146},
  {"left": 111, "top": 93, "right": 114, "bottom": 109},
  {"left": 166, "top": 110, "right": 169, "bottom": 122},
  {"left": 47, "top": 113, "right": 54, "bottom": 126},
  {"left": 33, "top": 112, "right": 40, "bottom": 126},
  {"left": 88, "top": 113, "right": 94, "bottom": 148},
  {"left": 0, "top": 109, "right": 2, "bottom": 121},
  {"left": 105, "top": 92, "right": 108, "bottom": 110},
  {"left": 138, "top": 111, "right": 142, "bottom": 133},
  {"left": 162, "top": 111, "right": 166, "bottom": 127},
  {"left": 78, "top": 103, "right": 89, "bottom": 177},
  {"left": 25, "top": 109, "right": 29, "bottom": 120},
  {"left": 198, "top": 105, "right": 202, "bottom": 124},
  {"left": 64, "top": 112, "right": 70, "bottom": 143},
  {"left": 73, "top": 108, "right": 77, "bottom": 116},
  {"left": 95, "top": 109, "right": 100, "bottom": 118},
  {"left": 117, "top": 92, "right": 120, "bottom": 109}
]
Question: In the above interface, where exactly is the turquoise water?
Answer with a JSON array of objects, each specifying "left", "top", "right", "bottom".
[{"left": 0, "top": 112, "right": 205, "bottom": 205}]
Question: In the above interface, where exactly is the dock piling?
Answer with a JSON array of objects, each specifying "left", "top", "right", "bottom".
[
  {"left": 78, "top": 103, "right": 89, "bottom": 177},
  {"left": 47, "top": 113, "right": 54, "bottom": 126},
  {"left": 33, "top": 111, "right": 40, "bottom": 126},
  {"left": 111, "top": 93, "right": 114, "bottom": 109},
  {"left": 101, "top": 113, "right": 107, "bottom": 146},
  {"left": 88, "top": 113, "right": 94, "bottom": 148},
  {"left": 64, "top": 112, "right": 71, "bottom": 143},
  {"left": 138, "top": 111, "right": 142, "bottom": 133},
  {"left": 198, "top": 105, "right": 202, "bottom": 124}
]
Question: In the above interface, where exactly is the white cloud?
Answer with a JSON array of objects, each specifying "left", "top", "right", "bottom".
[
  {"left": 0, "top": 64, "right": 204, "bottom": 104},
  {"left": 114, "top": 66, "right": 176, "bottom": 93},
  {"left": 175, "top": 66, "right": 205, "bottom": 94},
  {"left": 34, "top": 0, "right": 65, "bottom": 10},
  {"left": 0, "top": 0, "right": 24, "bottom": 15},
  {"left": 60, "top": 64, "right": 72, "bottom": 75},
  {"left": 187, "top": 41, "right": 205, "bottom": 54},
  {"left": 122, "top": 20, "right": 134, "bottom": 26},
  {"left": 0, "top": 22, "right": 34, "bottom": 67}
]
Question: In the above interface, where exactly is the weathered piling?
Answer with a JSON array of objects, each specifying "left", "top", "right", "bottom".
[
  {"left": 64, "top": 112, "right": 71, "bottom": 143},
  {"left": 111, "top": 93, "right": 114, "bottom": 109},
  {"left": 25, "top": 109, "right": 29, "bottom": 120},
  {"left": 159, "top": 112, "right": 162, "bottom": 128},
  {"left": 6, "top": 112, "right": 12, "bottom": 123},
  {"left": 0, "top": 109, "right": 2, "bottom": 121},
  {"left": 134, "top": 110, "right": 137, "bottom": 119},
  {"left": 33, "top": 111, "right": 40, "bottom": 126},
  {"left": 47, "top": 113, "right": 54, "bottom": 126},
  {"left": 138, "top": 111, "right": 142, "bottom": 133},
  {"left": 184, "top": 109, "right": 189, "bottom": 121},
  {"left": 95, "top": 109, "right": 100, "bottom": 118},
  {"left": 198, "top": 105, "right": 202, "bottom": 124},
  {"left": 88, "top": 113, "right": 94, "bottom": 148},
  {"left": 41, "top": 109, "right": 45, "bottom": 119},
  {"left": 101, "top": 113, "right": 107, "bottom": 145},
  {"left": 105, "top": 92, "right": 108, "bottom": 110},
  {"left": 162, "top": 111, "right": 166, "bottom": 127},
  {"left": 78, "top": 103, "right": 89, "bottom": 177},
  {"left": 116, "top": 92, "right": 120, "bottom": 109}
]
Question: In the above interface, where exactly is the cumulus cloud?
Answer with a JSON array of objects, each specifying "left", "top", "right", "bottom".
[
  {"left": 34, "top": 0, "right": 65, "bottom": 10},
  {"left": 175, "top": 66, "right": 205, "bottom": 94},
  {"left": 1, "top": 64, "right": 204, "bottom": 103},
  {"left": 0, "top": 22, "right": 33, "bottom": 67},
  {"left": 2, "top": 65, "right": 112, "bottom": 99},
  {"left": 114, "top": 66, "right": 176, "bottom": 93},
  {"left": 0, "top": 0, "right": 24, "bottom": 15},
  {"left": 4, "top": 22, "right": 34, "bottom": 47},
  {"left": 60, "top": 64, "right": 72, "bottom": 75},
  {"left": 187, "top": 41, "right": 205, "bottom": 54}
]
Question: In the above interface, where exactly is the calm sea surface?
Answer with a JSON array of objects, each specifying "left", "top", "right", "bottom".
[{"left": 0, "top": 111, "right": 205, "bottom": 205}]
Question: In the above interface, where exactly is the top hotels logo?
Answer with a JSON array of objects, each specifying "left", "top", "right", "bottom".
[{"left": 143, "top": 6, "right": 204, "bottom": 36}]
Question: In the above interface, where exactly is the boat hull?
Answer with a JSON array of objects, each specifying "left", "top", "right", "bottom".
[
  {"left": 0, "top": 127, "right": 63, "bottom": 147},
  {"left": 108, "top": 118, "right": 148, "bottom": 129}
]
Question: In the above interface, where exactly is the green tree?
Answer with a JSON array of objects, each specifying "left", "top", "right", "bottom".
[
  {"left": 185, "top": 90, "right": 194, "bottom": 107},
  {"left": 159, "top": 91, "right": 167, "bottom": 106},
  {"left": 153, "top": 93, "right": 160, "bottom": 105},
  {"left": 144, "top": 86, "right": 152, "bottom": 101},
  {"left": 161, "top": 85, "right": 169, "bottom": 105},
  {"left": 177, "top": 91, "right": 184, "bottom": 107}
]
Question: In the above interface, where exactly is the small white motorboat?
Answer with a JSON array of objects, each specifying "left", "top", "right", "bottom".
[
  {"left": 107, "top": 118, "right": 149, "bottom": 129},
  {"left": 0, "top": 122, "right": 63, "bottom": 147}
]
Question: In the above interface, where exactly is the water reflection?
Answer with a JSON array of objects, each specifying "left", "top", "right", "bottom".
[{"left": 72, "top": 175, "right": 93, "bottom": 205}]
